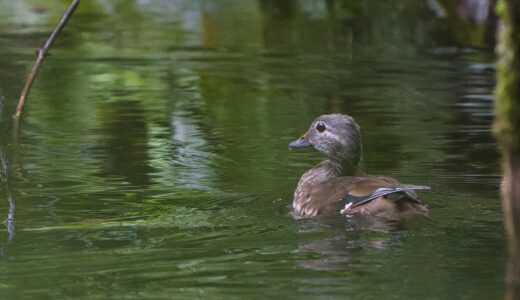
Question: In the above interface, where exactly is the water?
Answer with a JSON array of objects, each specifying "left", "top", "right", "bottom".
[{"left": 0, "top": 1, "right": 504, "bottom": 299}]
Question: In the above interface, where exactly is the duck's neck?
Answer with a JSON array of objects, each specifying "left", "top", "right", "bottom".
[
  {"left": 304, "top": 158, "right": 362, "bottom": 184},
  {"left": 325, "top": 139, "right": 364, "bottom": 177},
  {"left": 301, "top": 148, "right": 364, "bottom": 185},
  {"left": 328, "top": 158, "right": 363, "bottom": 177}
]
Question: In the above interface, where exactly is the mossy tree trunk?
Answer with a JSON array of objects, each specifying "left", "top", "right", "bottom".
[{"left": 494, "top": 0, "right": 520, "bottom": 298}]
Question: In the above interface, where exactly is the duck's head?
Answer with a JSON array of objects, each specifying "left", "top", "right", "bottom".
[{"left": 289, "top": 114, "right": 363, "bottom": 174}]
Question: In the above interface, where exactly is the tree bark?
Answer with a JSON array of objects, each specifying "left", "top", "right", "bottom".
[{"left": 494, "top": 0, "right": 520, "bottom": 298}]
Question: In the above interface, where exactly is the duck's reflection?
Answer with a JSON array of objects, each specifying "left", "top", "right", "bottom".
[{"left": 294, "top": 214, "right": 416, "bottom": 271}]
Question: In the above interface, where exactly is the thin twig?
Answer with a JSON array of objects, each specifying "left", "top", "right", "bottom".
[{"left": 13, "top": 0, "right": 80, "bottom": 120}]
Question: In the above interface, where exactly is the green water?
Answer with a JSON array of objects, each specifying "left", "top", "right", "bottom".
[{"left": 0, "top": 1, "right": 504, "bottom": 299}]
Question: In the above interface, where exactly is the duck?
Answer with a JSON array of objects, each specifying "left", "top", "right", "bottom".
[{"left": 289, "top": 113, "right": 429, "bottom": 219}]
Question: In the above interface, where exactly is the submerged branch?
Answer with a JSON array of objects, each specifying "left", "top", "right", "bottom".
[
  {"left": 0, "top": 148, "right": 15, "bottom": 244},
  {"left": 13, "top": 0, "right": 80, "bottom": 120}
]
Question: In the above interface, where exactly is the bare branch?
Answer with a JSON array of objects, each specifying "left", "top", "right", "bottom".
[{"left": 13, "top": 0, "right": 80, "bottom": 120}]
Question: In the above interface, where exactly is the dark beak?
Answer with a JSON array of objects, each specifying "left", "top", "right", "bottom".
[{"left": 289, "top": 134, "right": 312, "bottom": 149}]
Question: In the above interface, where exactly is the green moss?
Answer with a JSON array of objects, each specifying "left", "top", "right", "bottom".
[{"left": 494, "top": 0, "right": 520, "bottom": 151}]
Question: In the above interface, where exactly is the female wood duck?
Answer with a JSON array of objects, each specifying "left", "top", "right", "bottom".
[{"left": 289, "top": 114, "right": 429, "bottom": 219}]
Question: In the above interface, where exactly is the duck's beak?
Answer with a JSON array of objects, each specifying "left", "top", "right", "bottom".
[{"left": 289, "top": 133, "right": 312, "bottom": 149}]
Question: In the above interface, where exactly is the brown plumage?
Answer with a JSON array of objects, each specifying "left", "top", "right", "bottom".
[{"left": 289, "top": 114, "right": 429, "bottom": 219}]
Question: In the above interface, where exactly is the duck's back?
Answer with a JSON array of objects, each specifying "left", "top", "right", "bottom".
[{"left": 293, "top": 175, "right": 427, "bottom": 218}]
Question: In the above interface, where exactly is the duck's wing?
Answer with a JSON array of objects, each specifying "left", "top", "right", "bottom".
[
  {"left": 335, "top": 176, "right": 430, "bottom": 207},
  {"left": 339, "top": 184, "right": 431, "bottom": 208},
  {"left": 330, "top": 176, "right": 430, "bottom": 218}
]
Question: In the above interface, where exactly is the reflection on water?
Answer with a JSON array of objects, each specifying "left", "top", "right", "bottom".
[
  {"left": 96, "top": 100, "right": 154, "bottom": 186},
  {"left": 0, "top": 0, "right": 505, "bottom": 299}
]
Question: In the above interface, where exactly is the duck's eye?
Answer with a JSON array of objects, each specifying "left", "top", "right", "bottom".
[{"left": 315, "top": 122, "right": 326, "bottom": 132}]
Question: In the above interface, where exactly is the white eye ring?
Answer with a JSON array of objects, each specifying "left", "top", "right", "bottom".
[{"left": 315, "top": 122, "right": 326, "bottom": 133}]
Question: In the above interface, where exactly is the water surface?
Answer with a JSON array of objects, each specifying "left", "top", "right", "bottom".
[{"left": 0, "top": 1, "right": 504, "bottom": 299}]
